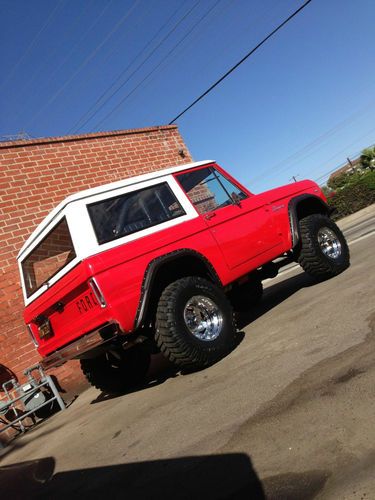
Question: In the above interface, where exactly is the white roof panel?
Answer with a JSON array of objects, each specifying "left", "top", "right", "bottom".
[{"left": 17, "top": 160, "right": 213, "bottom": 259}]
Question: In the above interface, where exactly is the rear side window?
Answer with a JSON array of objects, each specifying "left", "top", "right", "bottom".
[
  {"left": 177, "top": 167, "right": 247, "bottom": 215},
  {"left": 22, "top": 217, "right": 76, "bottom": 298},
  {"left": 88, "top": 182, "right": 185, "bottom": 245}
]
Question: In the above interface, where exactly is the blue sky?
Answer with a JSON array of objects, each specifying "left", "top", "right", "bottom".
[{"left": 1, "top": 0, "right": 374, "bottom": 192}]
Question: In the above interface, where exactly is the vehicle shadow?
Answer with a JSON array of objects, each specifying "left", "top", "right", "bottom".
[
  {"left": 91, "top": 271, "right": 316, "bottom": 405},
  {"left": 90, "top": 334, "right": 246, "bottom": 404},
  {"left": 90, "top": 357, "right": 179, "bottom": 405},
  {"left": 236, "top": 271, "right": 317, "bottom": 330},
  {"left": 0, "top": 453, "right": 266, "bottom": 499}
]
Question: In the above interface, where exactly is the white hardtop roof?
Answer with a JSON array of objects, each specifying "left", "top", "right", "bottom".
[{"left": 17, "top": 160, "right": 213, "bottom": 259}]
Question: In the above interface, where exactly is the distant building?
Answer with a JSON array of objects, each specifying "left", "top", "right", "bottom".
[{"left": 328, "top": 156, "right": 362, "bottom": 185}]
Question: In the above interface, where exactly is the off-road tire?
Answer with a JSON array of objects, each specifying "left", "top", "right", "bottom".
[
  {"left": 80, "top": 345, "right": 150, "bottom": 394},
  {"left": 229, "top": 279, "right": 263, "bottom": 312},
  {"left": 298, "top": 214, "right": 350, "bottom": 280},
  {"left": 155, "top": 277, "right": 236, "bottom": 370}
]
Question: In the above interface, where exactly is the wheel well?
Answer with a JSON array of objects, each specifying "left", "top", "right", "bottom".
[
  {"left": 295, "top": 197, "right": 329, "bottom": 220},
  {"left": 289, "top": 195, "right": 331, "bottom": 248},
  {"left": 138, "top": 254, "right": 219, "bottom": 329}
]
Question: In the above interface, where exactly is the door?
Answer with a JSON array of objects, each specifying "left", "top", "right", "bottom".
[{"left": 176, "top": 166, "right": 282, "bottom": 269}]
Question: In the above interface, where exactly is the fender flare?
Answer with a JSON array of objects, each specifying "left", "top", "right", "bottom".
[
  {"left": 288, "top": 194, "right": 333, "bottom": 247},
  {"left": 134, "top": 249, "right": 222, "bottom": 330}
]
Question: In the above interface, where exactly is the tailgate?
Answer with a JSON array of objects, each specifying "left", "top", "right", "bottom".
[{"left": 27, "top": 276, "right": 110, "bottom": 357}]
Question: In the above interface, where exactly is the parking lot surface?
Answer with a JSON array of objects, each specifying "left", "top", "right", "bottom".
[{"left": 1, "top": 206, "right": 375, "bottom": 499}]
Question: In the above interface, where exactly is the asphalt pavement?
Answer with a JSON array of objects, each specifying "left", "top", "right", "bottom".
[{"left": 1, "top": 205, "right": 375, "bottom": 499}]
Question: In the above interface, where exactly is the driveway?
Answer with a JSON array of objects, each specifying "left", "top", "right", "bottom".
[{"left": 1, "top": 206, "right": 375, "bottom": 499}]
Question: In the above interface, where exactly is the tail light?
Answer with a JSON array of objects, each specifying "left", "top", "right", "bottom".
[
  {"left": 89, "top": 278, "right": 107, "bottom": 308},
  {"left": 27, "top": 324, "right": 39, "bottom": 347}
]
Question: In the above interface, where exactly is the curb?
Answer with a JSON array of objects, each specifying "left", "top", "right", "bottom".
[{"left": 336, "top": 203, "right": 375, "bottom": 230}]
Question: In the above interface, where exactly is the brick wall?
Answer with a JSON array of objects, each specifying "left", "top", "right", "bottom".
[{"left": 0, "top": 125, "right": 192, "bottom": 400}]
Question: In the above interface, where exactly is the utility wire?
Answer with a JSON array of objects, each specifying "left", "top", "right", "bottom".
[
  {"left": 249, "top": 98, "right": 375, "bottom": 187},
  {"left": 11, "top": 0, "right": 96, "bottom": 127},
  {"left": 36, "top": 0, "right": 115, "bottom": 95},
  {"left": 74, "top": 0, "right": 201, "bottom": 133},
  {"left": 140, "top": 0, "right": 233, "bottom": 125},
  {"left": 315, "top": 165, "right": 349, "bottom": 184},
  {"left": 169, "top": 0, "right": 313, "bottom": 124},
  {"left": 26, "top": 0, "right": 140, "bottom": 128},
  {"left": 186, "top": 0, "right": 281, "bottom": 84},
  {"left": 314, "top": 132, "right": 375, "bottom": 184},
  {"left": 69, "top": 1, "right": 188, "bottom": 134},
  {"left": 0, "top": 0, "right": 66, "bottom": 91},
  {"left": 91, "top": 0, "right": 221, "bottom": 131},
  {"left": 16, "top": 0, "right": 95, "bottom": 99}
]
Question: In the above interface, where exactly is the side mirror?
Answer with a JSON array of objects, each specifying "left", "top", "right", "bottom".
[{"left": 231, "top": 192, "right": 242, "bottom": 206}]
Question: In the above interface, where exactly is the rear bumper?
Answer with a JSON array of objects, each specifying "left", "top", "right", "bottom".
[{"left": 40, "top": 323, "right": 119, "bottom": 370}]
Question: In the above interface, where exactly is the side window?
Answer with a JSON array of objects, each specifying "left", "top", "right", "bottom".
[
  {"left": 87, "top": 182, "right": 185, "bottom": 244},
  {"left": 177, "top": 167, "right": 247, "bottom": 215}
]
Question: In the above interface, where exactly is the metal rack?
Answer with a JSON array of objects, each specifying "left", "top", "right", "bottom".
[{"left": 0, "top": 364, "right": 65, "bottom": 435}]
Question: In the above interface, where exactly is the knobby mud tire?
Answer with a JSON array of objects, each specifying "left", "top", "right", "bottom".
[
  {"left": 297, "top": 214, "right": 350, "bottom": 280},
  {"left": 155, "top": 276, "right": 236, "bottom": 371},
  {"left": 80, "top": 345, "right": 150, "bottom": 394}
]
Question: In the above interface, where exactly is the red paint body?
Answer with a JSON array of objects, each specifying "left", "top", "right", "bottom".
[{"left": 23, "top": 163, "right": 326, "bottom": 358}]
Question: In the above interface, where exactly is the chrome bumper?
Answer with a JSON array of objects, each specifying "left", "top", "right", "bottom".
[{"left": 40, "top": 324, "right": 118, "bottom": 370}]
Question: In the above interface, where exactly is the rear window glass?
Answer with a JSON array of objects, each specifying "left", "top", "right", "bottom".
[
  {"left": 22, "top": 217, "right": 76, "bottom": 298},
  {"left": 87, "top": 182, "right": 185, "bottom": 245}
]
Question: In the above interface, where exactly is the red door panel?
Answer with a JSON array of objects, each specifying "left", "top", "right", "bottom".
[
  {"left": 203, "top": 197, "right": 281, "bottom": 269},
  {"left": 176, "top": 165, "right": 283, "bottom": 270}
]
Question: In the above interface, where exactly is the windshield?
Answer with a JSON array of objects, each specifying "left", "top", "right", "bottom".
[
  {"left": 177, "top": 167, "right": 248, "bottom": 214},
  {"left": 22, "top": 217, "right": 76, "bottom": 298}
]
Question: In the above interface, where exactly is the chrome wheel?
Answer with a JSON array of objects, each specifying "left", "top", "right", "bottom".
[
  {"left": 183, "top": 295, "right": 223, "bottom": 341},
  {"left": 317, "top": 227, "right": 342, "bottom": 260}
]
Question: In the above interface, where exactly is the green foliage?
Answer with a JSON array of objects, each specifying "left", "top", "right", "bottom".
[
  {"left": 358, "top": 169, "right": 375, "bottom": 189},
  {"left": 327, "top": 171, "right": 350, "bottom": 190},
  {"left": 360, "top": 146, "right": 375, "bottom": 170},
  {"left": 321, "top": 185, "right": 331, "bottom": 197},
  {"left": 326, "top": 170, "right": 375, "bottom": 219}
]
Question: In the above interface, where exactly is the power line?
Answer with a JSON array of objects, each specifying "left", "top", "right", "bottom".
[
  {"left": 0, "top": 0, "right": 66, "bottom": 91},
  {"left": 185, "top": 0, "right": 282, "bottom": 85},
  {"left": 91, "top": 1, "right": 222, "bottom": 131},
  {"left": 35, "top": 0, "right": 115, "bottom": 96},
  {"left": 69, "top": 1, "right": 189, "bottom": 134},
  {"left": 75, "top": 0, "right": 203, "bottom": 132},
  {"left": 10, "top": 0, "right": 97, "bottom": 128},
  {"left": 15, "top": 0, "right": 95, "bottom": 101},
  {"left": 26, "top": 0, "right": 140, "bottom": 129},
  {"left": 315, "top": 165, "right": 347, "bottom": 184},
  {"left": 249, "top": 98, "right": 375, "bottom": 187},
  {"left": 314, "top": 133, "right": 375, "bottom": 184},
  {"left": 139, "top": 0, "right": 235, "bottom": 126},
  {"left": 169, "top": 0, "right": 313, "bottom": 124},
  {"left": 141, "top": 1, "right": 286, "bottom": 127}
]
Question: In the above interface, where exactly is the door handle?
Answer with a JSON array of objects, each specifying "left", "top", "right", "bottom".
[{"left": 205, "top": 212, "right": 217, "bottom": 220}]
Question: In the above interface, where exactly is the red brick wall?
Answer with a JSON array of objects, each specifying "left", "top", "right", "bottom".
[{"left": 0, "top": 125, "right": 192, "bottom": 398}]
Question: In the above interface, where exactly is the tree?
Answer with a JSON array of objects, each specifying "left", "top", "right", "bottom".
[
  {"left": 360, "top": 146, "right": 375, "bottom": 171},
  {"left": 321, "top": 185, "right": 331, "bottom": 197},
  {"left": 327, "top": 171, "right": 349, "bottom": 190},
  {"left": 327, "top": 170, "right": 375, "bottom": 219}
]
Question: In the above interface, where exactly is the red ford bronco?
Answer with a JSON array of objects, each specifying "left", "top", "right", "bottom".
[{"left": 18, "top": 161, "right": 350, "bottom": 393}]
